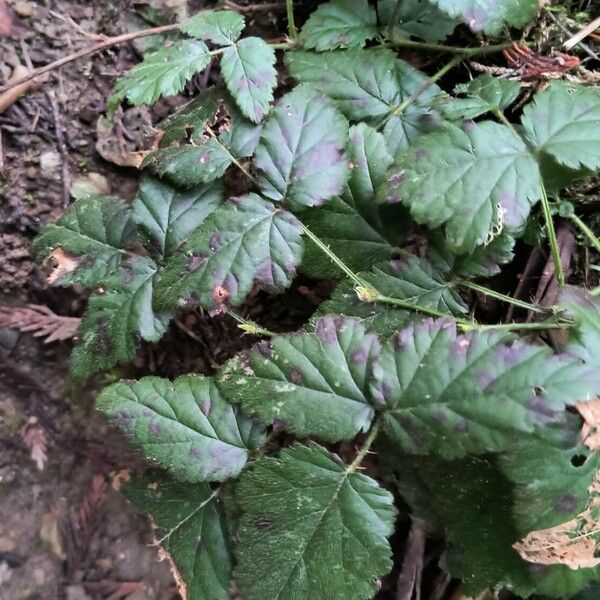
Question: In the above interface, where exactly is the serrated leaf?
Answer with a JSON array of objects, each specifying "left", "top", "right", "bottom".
[
  {"left": 431, "top": 0, "right": 538, "bottom": 35},
  {"left": 253, "top": 85, "right": 349, "bottom": 210},
  {"left": 124, "top": 472, "right": 231, "bottom": 600},
  {"left": 299, "top": 123, "right": 409, "bottom": 278},
  {"left": 142, "top": 140, "right": 232, "bottom": 187},
  {"left": 380, "top": 121, "right": 540, "bottom": 253},
  {"left": 219, "top": 100, "right": 263, "bottom": 158},
  {"left": 33, "top": 195, "right": 134, "bottom": 287},
  {"left": 181, "top": 9, "right": 245, "bottom": 45},
  {"left": 132, "top": 178, "right": 222, "bottom": 260},
  {"left": 374, "top": 318, "right": 600, "bottom": 458},
  {"left": 559, "top": 286, "right": 600, "bottom": 367},
  {"left": 300, "top": 0, "right": 378, "bottom": 51},
  {"left": 221, "top": 37, "right": 276, "bottom": 123},
  {"left": 522, "top": 82, "right": 600, "bottom": 172},
  {"left": 158, "top": 86, "right": 224, "bottom": 146},
  {"left": 378, "top": 0, "right": 458, "bottom": 42},
  {"left": 235, "top": 443, "right": 396, "bottom": 600},
  {"left": 285, "top": 49, "right": 445, "bottom": 156},
  {"left": 110, "top": 40, "right": 211, "bottom": 108},
  {"left": 218, "top": 316, "right": 379, "bottom": 442},
  {"left": 154, "top": 194, "right": 303, "bottom": 314},
  {"left": 70, "top": 256, "right": 171, "bottom": 378},
  {"left": 97, "top": 374, "right": 265, "bottom": 482}
]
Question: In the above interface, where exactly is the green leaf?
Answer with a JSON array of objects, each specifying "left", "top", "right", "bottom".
[
  {"left": 374, "top": 318, "right": 600, "bottom": 457},
  {"left": 378, "top": 0, "right": 458, "bottom": 42},
  {"left": 218, "top": 316, "right": 379, "bottom": 442},
  {"left": 132, "top": 178, "right": 222, "bottom": 260},
  {"left": 253, "top": 85, "right": 350, "bottom": 210},
  {"left": 380, "top": 121, "right": 540, "bottom": 253},
  {"left": 124, "top": 472, "right": 231, "bottom": 600},
  {"left": 221, "top": 37, "right": 277, "bottom": 123},
  {"left": 142, "top": 140, "right": 232, "bottom": 187},
  {"left": 33, "top": 195, "right": 134, "bottom": 287},
  {"left": 300, "top": 0, "right": 378, "bottom": 51},
  {"left": 234, "top": 443, "right": 396, "bottom": 600},
  {"left": 154, "top": 194, "right": 303, "bottom": 314},
  {"left": 110, "top": 40, "right": 211, "bottom": 108},
  {"left": 158, "top": 86, "right": 223, "bottom": 146},
  {"left": 559, "top": 286, "right": 600, "bottom": 367},
  {"left": 219, "top": 100, "right": 263, "bottom": 158},
  {"left": 431, "top": 0, "right": 538, "bottom": 35},
  {"left": 70, "top": 256, "right": 171, "bottom": 378},
  {"left": 299, "top": 123, "right": 409, "bottom": 278},
  {"left": 181, "top": 9, "right": 245, "bottom": 45},
  {"left": 97, "top": 374, "right": 265, "bottom": 482},
  {"left": 522, "top": 82, "right": 600, "bottom": 172},
  {"left": 285, "top": 49, "right": 445, "bottom": 155},
  {"left": 442, "top": 74, "right": 521, "bottom": 120},
  {"left": 313, "top": 279, "right": 416, "bottom": 337}
]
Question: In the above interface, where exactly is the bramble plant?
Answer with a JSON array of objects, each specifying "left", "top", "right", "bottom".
[{"left": 33, "top": 1, "right": 600, "bottom": 598}]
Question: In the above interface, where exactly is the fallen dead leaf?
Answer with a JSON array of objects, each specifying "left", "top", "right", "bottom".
[
  {"left": 577, "top": 398, "right": 600, "bottom": 450},
  {"left": 40, "top": 507, "right": 66, "bottom": 560},
  {"left": 21, "top": 416, "right": 47, "bottom": 470},
  {"left": 513, "top": 471, "right": 600, "bottom": 569},
  {"left": 43, "top": 248, "right": 79, "bottom": 285},
  {"left": 0, "top": 64, "right": 49, "bottom": 113}
]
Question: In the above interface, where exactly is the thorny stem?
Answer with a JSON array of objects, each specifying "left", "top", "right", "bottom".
[
  {"left": 386, "top": 37, "right": 513, "bottom": 56},
  {"left": 228, "top": 311, "right": 275, "bottom": 337},
  {"left": 457, "top": 279, "right": 546, "bottom": 315},
  {"left": 286, "top": 0, "right": 298, "bottom": 41},
  {"left": 205, "top": 125, "right": 257, "bottom": 184},
  {"left": 569, "top": 213, "right": 600, "bottom": 255},
  {"left": 346, "top": 417, "right": 381, "bottom": 473},
  {"left": 492, "top": 107, "right": 519, "bottom": 137},
  {"left": 540, "top": 180, "right": 566, "bottom": 286},
  {"left": 460, "top": 320, "right": 576, "bottom": 332},
  {"left": 371, "top": 293, "right": 473, "bottom": 325}
]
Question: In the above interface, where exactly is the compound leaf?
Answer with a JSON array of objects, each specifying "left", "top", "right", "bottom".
[
  {"left": 124, "top": 472, "right": 231, "bottom": 600},
  {"left": 380, "top": 121, "right": 540, "bottom": 254},
  {"left": 218, "top": 316, "right": 380, "bottom": 442},
  {"left": 132, "top": 177, "right": 222, "bottom": 260},
  {"left": 300, "top": 0, "right": 378, "bottom": 51},
  {"left": 181, "top": 9, "right": 245, "bottom": 45},
  {"left": 221, "top": 37, "right": 277, "bottom": 123},
  {"left": 253, "top": 85, "right": 350, "bottom": 210},
  {"left": 300, "top": 123, "right": 408, "bottom": 277},
  {"left": 431, "top": 0, "right": 538, "bottom": 35},
  {"left": 154, "top": 194, "right": 303, "bottom": 314},
  {"left": 235, "top": 443, "right": 396, "bottom": 600},
  {"left": 142, "top": 140, "right": 232, "bottom": 187},
  {"left": 374, "top": 318, "right": 600, "bottom": 458},
  {"left": 522, "top": 82, "right": 600, "bottom": 172},
  {"left": 97, "top": 374, "right": 266, "bottom": 482},
  {"left": 70, "top": 256, "right": 171, "bottom": 378},
  {"left": 33, "top": 195, "right": 134, "bottom": 288},
  {"left": 110, "top": 40, "right": 211, "bottom": 108}
]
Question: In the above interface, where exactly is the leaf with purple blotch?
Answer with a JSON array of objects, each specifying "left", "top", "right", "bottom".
[
  {"left": 181, "top": 9, "right": 245, "bottom": 45},
  {"left": 96, "top": 374, "right": 266, "bottom": 482},
  {"left": 218, "top": 316, "right": 380, "bottom": 442},
  {"left": 374, "top": 318, "right": 600, "bottom": 458},
  {"left": 253, "top": 85, "right": 350, "bottom": 210},
  {"left": 221, "top": 37, "right": 277, "bottom": 123},
  {"left": 153, "top": 193, "right": 303, "bottom": 314}
]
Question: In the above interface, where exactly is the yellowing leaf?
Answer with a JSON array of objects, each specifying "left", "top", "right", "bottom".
[{"left": 513, "top": 472, "right": 600, "bottom": 570}]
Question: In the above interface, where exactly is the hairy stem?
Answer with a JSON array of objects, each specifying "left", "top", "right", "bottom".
[
  {"left": 388, "top": 0, "right": 404, "bottom": 40},
  {"left": 286, "top": 0, "right": 298, "bottom": 41},
  {"left": 346, "top": 417, "right": 381, "bottom": 473},
  {"left": 540, "top": 181, "right": 565, "bottom": 286},
  {"left": 457, "top": 279, "right": 546, "bottom": 315},
  {"left": 569, "top": 213, "right": 600, "bottom": 255},
  {"left": 461, "top": 320, "right": 575, "bottom": 332},
  {"left": 386, "top": 37, "right": 513, "bottom": 56}
]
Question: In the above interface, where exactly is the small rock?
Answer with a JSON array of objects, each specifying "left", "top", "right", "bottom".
[
  {"left": 13, "top": 1, "right": 35, "bottom": 17},
  {"left": 39, "top": 151, "right": 60, "bottom": 172}
]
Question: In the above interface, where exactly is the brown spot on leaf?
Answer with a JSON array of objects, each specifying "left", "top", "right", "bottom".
[{"left": 44, "top": 248, "right": 79, "bottom": 285}]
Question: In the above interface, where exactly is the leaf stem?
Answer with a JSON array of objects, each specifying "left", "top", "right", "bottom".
[
  {"left": 457, "top": 279, "right": 546, "bottom": 314},
  {"left": 228, "top": 311, "right": 275, "bottom": 337},
  {"left": 372, "top": 293, "right": 473, "bottom": 325},
  {"left": 492, "top": 107, "right": 519, "bottom": 137},
  {"left": 285, "top": 0, "right": 298, "bottom": 41},
  {"left": 569, "top": 213, "right": 600, "bottom": 255},
  {"left": 460, "top": 320, "right": 575, "bottom": 333},
  {"left": 388, "top": 0, "right": 404, "bottom": 40},
  {"left": 386, "top": 37, "right": 513, "bottom": 56},
  {"left": 346, "top": 417, "right": 381, "bottom": 473},
  {"left": 205, "top": 124, "right": 257, "bottom": 184},
  {"left": 540, "top": 180, "right": 565, "bottom": 286}
]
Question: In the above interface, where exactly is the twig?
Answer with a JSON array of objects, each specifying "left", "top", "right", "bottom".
[
  {"left": 224, "top": 1, "right": 284, "bottom": 12},
  {"left": 49, "top": 10, "right": 107, "bottom": 41},
  {"left": 387, "top": 37, "right": 513, "bottom": 56},
  {"left": 545, "top": 9, "right": 599, "bottom": 62},
  {"left": 48, "top": 90, "right": 71, "bottom": 209},
  {"left": 396, "top": 521, "right": 426, "bottom": 600},
  {"left": 0, "top": 23, "right": 181, "bottom": 95},
  {"left": 564, "top": 15, "right": 600, "bottom": 50}
]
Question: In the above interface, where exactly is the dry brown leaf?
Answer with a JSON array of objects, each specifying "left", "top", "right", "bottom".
[
  {"left": 43, "top": 247, "right": 79, "bottom": 284},
  {"left": 0, "top": 63, "right": 49, "bottom": 113},
  {"left": 513, "top": 471, "right": 600, "bottom": 569},
  {"left": 0, "top": 304, "right": 80, "bottom": 343},
  {"left": 40, "top": 507, "right": 66, "bottom": 560},
  {"left": 577, "top": 398, "right": 600, "bottom": 451},
  {"left": 20, "top": 416, "right": 47, "bottom": 470}
]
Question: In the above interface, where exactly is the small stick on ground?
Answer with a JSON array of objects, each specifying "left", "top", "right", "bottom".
[
  {"left": 48, "top": 90, "right": 71, "bottom": 208},
  {"left": 396, "top": 520, "right": 426, "bottom": 600}
]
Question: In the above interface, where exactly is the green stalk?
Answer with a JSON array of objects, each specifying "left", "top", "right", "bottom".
[
  {"left": 569, "top": 213, "right": 600, "bottom": 255},
  {"left": 386, "top": 37, "right": 513, "bottom": 56},
  {"left": 457, "top": 279, "right": 546, "bottom": 315},
  {"left": 372, "top": 293, "right": 473, "bottom": 325},
  {"left": 285, "top": 0, "right": 297, "bottom": 41},
  {"left": 460, "top": 320, "right": 575, "bottom": 333},
  {"left": 388, "top": 0, "right": 404, "bottom": 40},
  {"left": 540, "top": 181, "right": 565, "bottom": 286},
  {"left": 346, "top": 417, "right": 381, "bottom": 473}
]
